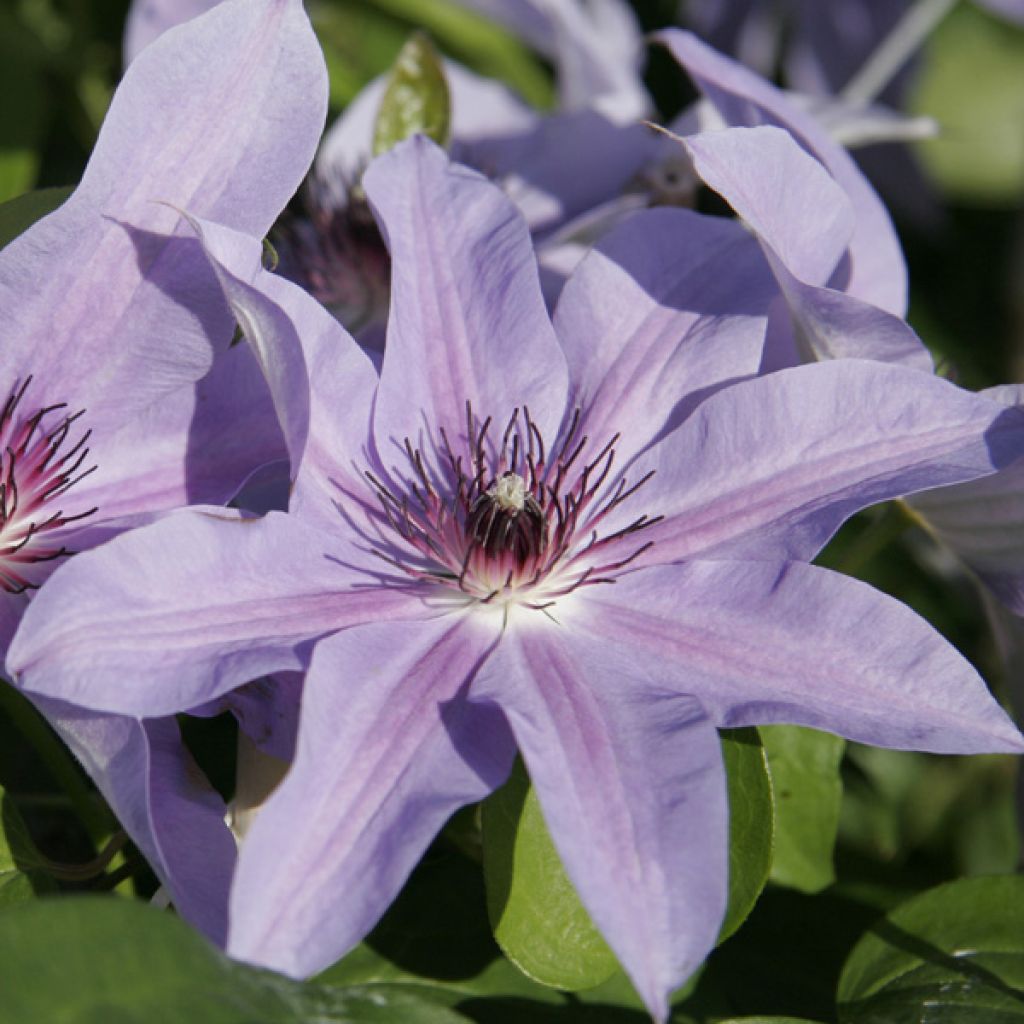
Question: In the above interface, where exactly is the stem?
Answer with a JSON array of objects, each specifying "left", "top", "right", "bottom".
[
  {"left": 840, "top": 0, "right": 959, "bottom": 107},
  {"left": 30, "top": 831, "right": 127, "bottom": 882},
  {"left": 0, "top": 682, "right": 114, "bottom": 840}
]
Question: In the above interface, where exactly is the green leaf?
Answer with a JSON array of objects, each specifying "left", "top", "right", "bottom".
[
  {"left": 714, "top": 1018, "right": 826, "bottom": 1023},
  {"left": 911, "top": 5, "right": 1024, "bottom": 204},
  {"left": 719, "top": 728, "right": 774, "bottom": 942},
  {"left": 0, "top": 790, "right": 55, "bottom": 904},
  {"left": 319, "top": 844, "right": 561, "bottom": 1003},
  {"left": 760, "top": 725, "right": 844, "bottom": 893},
  {"left": 0, "top": 896, "right": 471, "bottom": 1023},
  {"left": 481, "top": 758, "right": 619, "bottom": 992},
  {"left": 0, "top": 186, "right": 73, "bottom": 250},
  {"left": 312, "top": 3, "right": 413, "bottom": 109},
  {"left": 838, "top": 875, "right": 1024, "bottom": 1023},
  {"left": 372, "top": 32, "right": 451, "bottom": 157},
  {"left": 362, "top": 0, "right": 552, "bottom": 109}
]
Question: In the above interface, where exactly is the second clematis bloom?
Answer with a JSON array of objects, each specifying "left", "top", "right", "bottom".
[
  {"left": 9, "top": 138, "right": 1024, "bottom": 1020},
  {"left": 0, "top": 0, "right": 327, "bottom": 941}
]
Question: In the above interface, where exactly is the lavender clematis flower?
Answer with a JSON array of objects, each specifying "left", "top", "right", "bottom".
[
  {"left": 10, "top": 137, "right": 1024, "bottom": 1018},
  {"left": 0, "top": 0, "right": 327, "bottom": 940}
]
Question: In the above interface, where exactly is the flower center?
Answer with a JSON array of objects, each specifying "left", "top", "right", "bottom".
[
  {"left": 275, "top": 178, "right": 391, "bottom": 341},
  {"left": 0, "top": 379, "right": 97, "bottom": 594},
  {"left": 363, "top": 403, "right": 660, "bottom": 610}
]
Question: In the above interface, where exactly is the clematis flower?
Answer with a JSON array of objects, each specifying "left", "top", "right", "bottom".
[
  {"left": 10, "top": 137, "right": 1024, "bottom": 1019},
  {"left": 0, "top": 0, "right": 327, "bottom": 940}
]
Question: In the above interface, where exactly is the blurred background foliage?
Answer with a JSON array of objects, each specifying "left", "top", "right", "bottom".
[{"left": 2, "top": 1, "right": 1024, "bottom": 1021}]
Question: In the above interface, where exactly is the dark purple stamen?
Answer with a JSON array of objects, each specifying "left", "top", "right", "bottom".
[
  {"left": 361, "top": 401, "right": 660, "bottom": 606},
  {"left": 0, "top": 378, "right": 98, "bottom": 594}
]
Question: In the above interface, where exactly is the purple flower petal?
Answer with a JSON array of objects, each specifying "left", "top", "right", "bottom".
[
  {"left": 365, "top": 137, "right": 568, "bottom": 451},
  {"left": 471, "top": 627, "right": 728, "bottom": 1023},
  {"left": 565, "top": 561, "right": 1024, "bottom": 753},
  {"left": 554, "top": 206, "right": 775, "bottom": 463},
  {"left": 7, "top": 509, "right": 421, "bottom": 716},
  {"left": 682, "top": 125, "right": 932, "bottom": 370},
  {"left": 909, "top": 385, "right": 1024, "bottom": 614},
  {"left": 3, "top": 0, "right": 328, "bottom": 423},
  {"left": 181, "top": 215, "right": 383, "bottom": 534},
  {"left": 629, "top": 360, "right": 1024, "bottom": 563},
  {"left": 685, "top": 125, "right": 854, "bottom": 287},
  {"left": 228, "top": 614, "right": 514, "bottom": 977},
  {"left": 449, "top": 0, "right": 649, "bottom": 122},
  {"left": 658, "top": 28, "right": 907, "bottom": 316},
  {"left": 32, "top": 697, "right": 236, "bottom": 943}
]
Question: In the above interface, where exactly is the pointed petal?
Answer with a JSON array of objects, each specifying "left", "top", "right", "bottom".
[
  {"left": 182, "top": 214, "right": 381, "bottom": 531},
  {"left": 364, "top": 136, "right": 569, "bottom": 453},
  {"left": 2, "top": 0, "right": 328, "bottom": 418},
  {"left": 909, "top": 386, "right": 1024, "bottom": 613},
  {"left": 685, "top": 125, "right": 854, "bottom": 287},
  {"left": 565, "top": 561, "right": 1024, "bottom": 754},
  {"left": 473, "top": 112, "right": 657, "bottom": 236},
  {"left": 545, "top": 0, "right": 650, "bottom": 122},
  {"left": 682, "top": 126, "right": 931, "bottom": 370},
  {"left": 228, "top": 613, "right": 514, "bottom": 976},
  {"left": 629, "top": 360, "right": 1024, "bottom": 563},
  {"left": 761, "top": 270, "right": 934, "bottom": 370},
  {"left": 32, "top": 697, "right": 235, "bottom": 943},
  {"left": 64, "top": 321, "right": 286, "bottom": 521},
  {"left": 472, "top": 626, "right": 728, "bottom": 1023},
  {"left": 555, "top": 206, "right": 774, "bottom": 463},
  {"left": 7, "top": 509, "right": 418, "bottom": 717},
  {"left": 657, "top": 28, "right": 907, "bottom": 316}
]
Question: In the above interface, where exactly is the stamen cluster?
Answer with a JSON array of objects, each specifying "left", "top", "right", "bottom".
[
  {"left": 365, "top": 402, "right": 661, "bottom": 609},
  {"left": 276, "top": 178, "right": 391, "bottom": 337},
  {"left": 0, "top": 379, "right": 97, "bottom": 593}
]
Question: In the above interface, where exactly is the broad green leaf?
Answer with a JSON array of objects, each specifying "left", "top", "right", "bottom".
[
  {"left": 838, "top": 875, "right": 1024, "bottom": 1023},
  {"left": 912, "top": 5, "right": 1024, "bottom": 204},
  {"left": 0, "top": 896, "right": 470, "bottom": 1023},
  {"left": 319, "top": 844, "right": 561, "bottom": 1003},
  {"left": 481, "top": 758, "right": 618, "bottom": 992},
  {"left": 839, "top": 743, "right": 1018, "bottom": 878},
  {"left": 760, "top": 725, "right": 844, "bottom": 893},
  {"left": 0, "top": 186, "right": 72, "bottom": 250},
  {"left": 0, "top": 790, "right": 55, "bottom": 904},
  {"left": 719, "top": 728, "right": 774, "bottom": 942},
  {"left": 373, "top": 33, "right": 451, "bottom": 156}
]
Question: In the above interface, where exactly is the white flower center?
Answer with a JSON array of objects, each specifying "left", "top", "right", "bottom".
[{"left": 490, "top": 472, "right": 526, "bottom": 514}]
